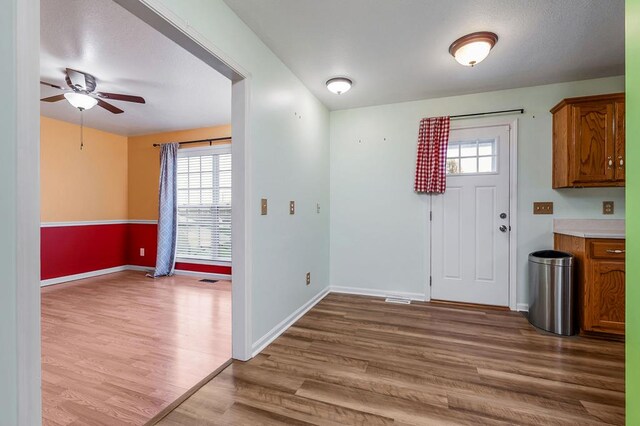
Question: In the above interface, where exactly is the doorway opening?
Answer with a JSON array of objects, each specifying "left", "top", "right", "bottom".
[{"left": 36, "top": 0, "right": 250, "bottom": 423}]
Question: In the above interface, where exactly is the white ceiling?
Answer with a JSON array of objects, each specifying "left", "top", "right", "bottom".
[
  {"left": 41, "top": 0, "right": 231, "bottom": 136},
  {"left": 223, "top": 0, "right": 624, "bottom": 111}
]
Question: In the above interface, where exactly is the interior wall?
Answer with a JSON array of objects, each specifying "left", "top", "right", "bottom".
[
  {"left": 40, "top": 117, "right": 129, "bottom": 280},
  {"left": 128, "top": 124, "right": 231, "bottom": 220},
  {"left": 41, "top": 116, "right": 128, "bottom": 222},
  {"left": 40, "top": 118, "right": 234, "bottom": 280},
  {"left": 151, "top": 0, "right": 331, "bottom": 347},
  {"left": 625, "top": 0, "right": 639, "bottom": 421},
  {"left": 330, "top": 76, "right": 625, "bottom": 307},
  {"left": 126, "top": 124, "right": 232, "bottom": 272}
]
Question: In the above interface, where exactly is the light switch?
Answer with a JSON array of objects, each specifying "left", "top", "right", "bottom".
[
  {"left": 261, "top": 198, "right": 268, "bottom": 215},
  {"left": 290, "top": 201, "right": 295, "bottom": 215},
  {"left": 603, "top": 201, "right": 614, "bottom": 215},
  {"left": 533, "top": 202, "right": 553, "bottom": 215}
]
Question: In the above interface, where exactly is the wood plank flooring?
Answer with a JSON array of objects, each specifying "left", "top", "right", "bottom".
[
  {"left": 41, "top": 271, "right": 231, "bottom": 426},
  {"left": 159, "top": 293, "right": 624, "bottom": 425}
]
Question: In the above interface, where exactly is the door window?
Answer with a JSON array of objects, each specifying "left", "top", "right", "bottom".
[{"left": 447, "top": 138, "right": 497, "bottom": 175}]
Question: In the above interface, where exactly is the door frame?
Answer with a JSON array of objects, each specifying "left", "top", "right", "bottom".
[
  {"left": 14, "top": 0, "right": 255, "bottom": 420},
  {"left": 427, "top": 118, "right": 518, "bottom": 310}
]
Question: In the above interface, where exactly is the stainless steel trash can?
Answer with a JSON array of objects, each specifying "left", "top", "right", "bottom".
[{"left": 528, "top": 250, "right": 575, "bottom": 336}]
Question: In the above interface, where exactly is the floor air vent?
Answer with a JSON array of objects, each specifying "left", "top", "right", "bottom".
[
  {"left": 199, "top": 279, "right": 219, "bottom": 283},
  {"left": 385, "top": 297, "right": 411, "bottom": 304}
]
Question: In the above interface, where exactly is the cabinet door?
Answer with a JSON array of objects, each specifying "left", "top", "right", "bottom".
[
  {"left": 572, "top": 102, "right": 615, "bottom": 184},
  {"left": 614, "top": 101, "right": 625, "bottom": 181},
  {"left": 586, "top": 260, "right": 625, "bottom": 334}
]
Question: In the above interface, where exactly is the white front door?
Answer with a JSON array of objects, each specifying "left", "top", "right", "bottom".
[{"left": 431, "top": 124, "right": 511, "bottom": 306}]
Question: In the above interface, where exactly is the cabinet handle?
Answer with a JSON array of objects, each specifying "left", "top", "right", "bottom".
[
  {"left": 619, "top": 156, "right": 624, "bottom": 168},
  {"left": 605, "top": 249, "right": 625, "bottom": 254},
  {"left": 608, "top": 156, "right": 613, "bottom": 168}
]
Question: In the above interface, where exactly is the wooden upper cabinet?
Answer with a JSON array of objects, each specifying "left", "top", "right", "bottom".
[{"left": 551, "top": 93, "right": 625, "bottom": 188}]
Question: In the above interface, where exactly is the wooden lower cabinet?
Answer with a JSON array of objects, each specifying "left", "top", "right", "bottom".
[{"left": 554, "top": 234, "right": 625, "bottom": 338}]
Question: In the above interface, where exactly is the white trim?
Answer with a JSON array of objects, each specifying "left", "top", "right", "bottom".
[
  {"left": 40, "top": 219, "right": 157, "bottom": 227},
  {"left": 516, "top": 303, "right": 529, "bottom": 312},
  {"left": 178, "top": 143, "right": 231, "bottom": 157},
  {"left": 175, "top": 258, "right": 231, "bottom": 267},
  {"left": 16, "top": 0, "right": 41, "bottom": 420},
  {"left": 173, "top": 269, "right": 232, "bottom": 281},
  {"left": 126, "top": 265, "right": 152, "bottom": 272},
  {"left": 331, "top": 286, "right": 427, "bottom": 302},
  {"left": 40, "top": 265, "right": 233, "bottom": 287},
  {"left": 251, "top": 287, "right": 330, "bottom": 357},
  {"left": 40, "top": 266, "right": 130, "bottom": 287},
  {"left": 508, "top": 120, "right": 519, "bottom": 311}
]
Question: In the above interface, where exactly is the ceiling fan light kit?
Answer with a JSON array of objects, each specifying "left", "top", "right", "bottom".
[
  {"left": 64, "top": 92, "right": 98, "bottom": 110},
  {"left": 449, "top": 31, "right": 498, "bottom": 67}
]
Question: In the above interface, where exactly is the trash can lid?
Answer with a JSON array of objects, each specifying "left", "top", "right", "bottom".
[{"left": 528, "top": 250, "right": 573, "bottom": 266}]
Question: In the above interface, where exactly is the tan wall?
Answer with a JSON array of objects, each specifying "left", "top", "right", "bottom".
[
  {"left": 41, "top": 116, "right": 128, "bottom": 222},
  {"left": 127, "top": 125, "right": 232, "bottom": 220}
]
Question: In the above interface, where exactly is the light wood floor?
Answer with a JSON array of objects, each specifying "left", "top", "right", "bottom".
[
  {"left": 159, "top": 293, "right": 624, "bottom": 425},
  {"left": 41, "top": 271, "right": 231, "bottom": 426}
]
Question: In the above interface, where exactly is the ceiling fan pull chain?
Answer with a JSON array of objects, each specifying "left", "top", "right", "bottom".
[{"left": 80, "top": 109, "right": 84, "bottom": 150}]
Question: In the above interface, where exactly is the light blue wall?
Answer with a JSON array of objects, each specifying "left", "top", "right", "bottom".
[
  {"left": 330, "top": 76, "right": 625, "bottom": 306},
  {"left": 0, "top": 0, "right": 19, "bottom": 423},
  {"left": 155, "top": 0, "right": 331, "bottom": 343}
]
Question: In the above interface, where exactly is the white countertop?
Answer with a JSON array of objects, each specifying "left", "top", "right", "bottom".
[{"left": 553, "top": 219, "right": 625, "bottom": 239}]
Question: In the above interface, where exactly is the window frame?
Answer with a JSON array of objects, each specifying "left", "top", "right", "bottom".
[
  {"left": 175, "top": 144, "right": 232, "bottom": 264},
  {"left": 446, "top": 137, "right": 500, "bottom": 176}
]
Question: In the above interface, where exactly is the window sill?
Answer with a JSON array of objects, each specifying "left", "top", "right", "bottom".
[{"left": 175, "top": 258, "right": 231, "bottom": 267}]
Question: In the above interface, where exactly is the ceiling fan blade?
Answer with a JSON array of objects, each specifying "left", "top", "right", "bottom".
[
  {"left": 40, "top": 94, "right": 66, "bottom": 102},
  {"left": 40, "top": 81, "right": 66, "bottom": 90},
  {"left": 65, "top": 68, "right": 96, "bottom": 92},
  {"left": 95, "top": 92, "right": 146, "bottom": 104},
  {"left": 97, "top": 99, "right": 124, "bottom": 114}
]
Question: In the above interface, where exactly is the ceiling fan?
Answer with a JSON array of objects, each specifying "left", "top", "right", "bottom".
[{"left": 40, "top": 68, "right": 145, "bottom": 114}]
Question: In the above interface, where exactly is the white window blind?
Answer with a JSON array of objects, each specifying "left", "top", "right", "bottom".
[{"left": 176, "top": 146, "right": 231, "bottom": 262}]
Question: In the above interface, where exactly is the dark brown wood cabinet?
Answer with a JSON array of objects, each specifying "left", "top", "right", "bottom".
[
  {"left": 551, "top": 93, "right": 625, "bottom": 188},
  {"left": 554, "top": 234, "right": 625, "bottom": 338}
]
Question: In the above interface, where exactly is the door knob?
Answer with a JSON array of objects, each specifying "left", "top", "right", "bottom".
[{"left": 499, "top": 225, "right": 508, "bottom": 233}]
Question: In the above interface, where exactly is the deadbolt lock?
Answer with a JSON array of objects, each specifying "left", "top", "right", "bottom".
[{"left": 500, "top": 213, "right": 507, "bottom": 219}]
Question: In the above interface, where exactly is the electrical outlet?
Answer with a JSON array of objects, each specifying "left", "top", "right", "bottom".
[
  {"left": 139, "top": 248, "right": 145, "bottom": 257},
  {"left": 316, "top": 203, "right": 321, "bottom": 214},
  {"left": 261, "top": 198, "right": 268, "bottom": 215},
  {"left": 290, "top": 201, "right": 295, "bottom": 215},
  {"left": 306, "top": 272, "right": 311, "bottom": 286},
  {"left": 533, "top": 202, "right": 553, "bottom": 215},
  {"left": 603, "top": 201, "right": 614, "bottom": 215}
]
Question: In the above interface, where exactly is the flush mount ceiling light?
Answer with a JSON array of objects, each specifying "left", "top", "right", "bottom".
[
  {"left": 326, "top": 77, "right": 352, "bottom": 95},
  {"left": 64, "top": 92, "right": 98, "bottom": 110},
  {"left": 449, "top": 31, "right": 498, "bottom": 67}
]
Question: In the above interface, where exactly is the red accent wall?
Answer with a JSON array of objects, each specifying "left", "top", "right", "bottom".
[
  {"left": 41, "top": 224, "right": 128, "bottom": 280},
  {"left": 127, "top": 223, "right": 157, "bottom": 267},
  {"left": 41, "top": 222, "right": 232, "bottom": 280}
]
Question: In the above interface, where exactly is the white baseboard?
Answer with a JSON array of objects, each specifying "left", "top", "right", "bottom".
[
  {"left": 126, "top": 265, "right": 153, "bottom": 272},
  {"left": 516, "top": 303, "right": 529, "bottom": 312},
  {"left": 40, "top": 265, "right": 130, "bottom": 287},
  {"left": 40, "top": 264, "right": 231, "bottom": 287},
  {"left": 330, "top": 285, "right": 427, "bottom": 302},
  {"left": 251, "top": 287, "right": 330, "bottom": 357},
  {"left": 173, "top": 269, "right": 232, "bottom": 281}
]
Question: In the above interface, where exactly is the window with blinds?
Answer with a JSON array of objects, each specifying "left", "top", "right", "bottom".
[{"left": 176, "top": 146, "right": 231, "bottom": 262}]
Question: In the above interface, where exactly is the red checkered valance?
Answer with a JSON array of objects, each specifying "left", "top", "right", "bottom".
[{"left": 414, "top": 116, "right": 450, "bottom": 194}]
